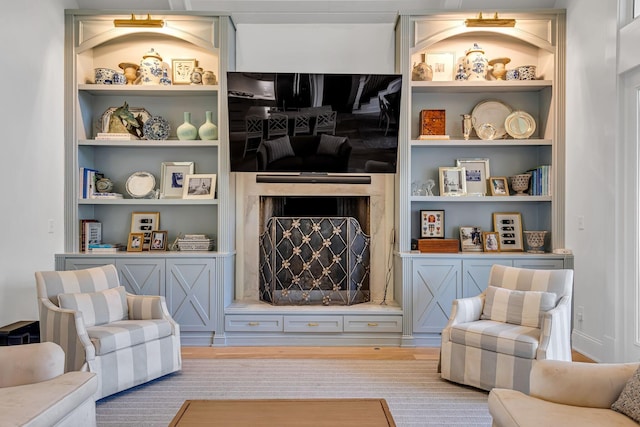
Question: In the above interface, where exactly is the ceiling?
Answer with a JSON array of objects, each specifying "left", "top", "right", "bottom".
[{"left": 71, "top": 0, "right": 563, "bottom": 24}]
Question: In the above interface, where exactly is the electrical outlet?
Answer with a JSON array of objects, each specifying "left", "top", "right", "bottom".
[
  {"left": 48, "top": 219, "right": 54, "bottom": 234},
  {"left": 577, "top": 215, "right": 585, "bottom": 230},
  {"left": 576, "top": 306, "right": 584, "bottom": 322}
]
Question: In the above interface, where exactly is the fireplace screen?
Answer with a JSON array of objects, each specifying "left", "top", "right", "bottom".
[{"left": 259, "top": 217, "right": 370, "bottom": 305}]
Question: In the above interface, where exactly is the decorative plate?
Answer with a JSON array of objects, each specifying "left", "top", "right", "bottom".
[
  {"left": 505, "top": 110, "right": 536, "bottom": 139},
  {"left": 471, "top": 99, "right": 513, "bottom": 140},
  {"left": 143, "top": 116, "right": 171, "bottom": 140},
  {"left": 99, "top": 106, "right": 151, "bottom": 139},
  {"left": 125, "top": 171, "right": 156, "bottom": 199}
]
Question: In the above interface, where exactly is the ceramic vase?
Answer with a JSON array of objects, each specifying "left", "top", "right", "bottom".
[
  {"left": 177, "top": 112, "right": 198, "bottom": 140},
  {"left": 454, "top": 63, "right": 468, "bottom": 81},
  {"left": 524, "top": 231, "right": 547, "bottom": 253},
  {"left": 119, "top": 62, "right": 139, "bottom": 85},
  {"left": 198, "top": 111, "right": 218, "bottom": 140},
  {"left": 411, "top": 53, "right": 433, "bottom": 81},
  {"left": 190, "top": 67, "right": 204, "bottom": 85},
  {"left": 489, "top": 57, "right": 511, "bottom": 80},
  {"left": 203, "top": 70, "right": 217, "bottom": 85},
  {"left": 510, "top": 173, "right": 532, "bottom": 195},
  {"left": 139, "top": 48, "right": 163, "bottom": 85},
  {"left": 464, "top": 43, "right": 489, "bottom": 81}
]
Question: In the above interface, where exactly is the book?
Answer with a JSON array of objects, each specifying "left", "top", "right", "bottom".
[
  {"left": 95, "top": 132, "right": 136, "bottom": 140},
  {"left": 420, "top": 109, "right": 446, "bottom": 136},
  {"left": 417, "top": 134, "right": 450, "bottom": 140},
  {"left": 79, "top": 219, "right": 98, "bottom": 252},
  {"left": 90, "top": 192, "right": 123, "bottom": 199},
  {"left": 84, "top": 221, "right": 102, "bottom": 252}
]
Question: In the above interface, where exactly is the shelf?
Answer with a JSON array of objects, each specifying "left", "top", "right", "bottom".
[
  {"left": 410, "top": 80, "right": 552, "bottom": 93},
  {"left": 78, "top": 84, "right": 219, "bottom": 96},
  {"left": 79, "top": 139, "right": 219, "bottom": 147},
  {"left": 410, "top": 195, "right": 552, "bottom": 202},
  {"left": 410, "top": 138, "right": 552, "bottom": 147},
  {"left": 78, "top": 198, "right": 219, "bottom": 205}
]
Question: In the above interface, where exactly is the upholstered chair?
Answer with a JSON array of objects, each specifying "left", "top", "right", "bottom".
[
  {"left": 35, "top": 264, "right": 182, "bottom": 400},
  {"left": 440, "top": 264, "right": 573, "bottom": 393}
]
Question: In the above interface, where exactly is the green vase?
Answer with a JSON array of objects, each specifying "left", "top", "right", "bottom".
[
  {"left": 198, "top": 111, "right": 218, "bottom": 140},
  {"left": 177, "top": 112, "right": 197, "bottom": 140}
]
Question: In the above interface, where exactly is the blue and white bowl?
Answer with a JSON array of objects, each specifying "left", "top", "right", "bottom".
[
  {"left": 112, "top": 72, "right": 127, "bottom": 85},
  {"left": 94, "top": 68, "right": 117, "bottom": 84},
  {"left": 505, "top": 69, "right": 519, "bottom": 80},
  {"left": 517, "top": 65, "right": 537, "bottom": 80}
]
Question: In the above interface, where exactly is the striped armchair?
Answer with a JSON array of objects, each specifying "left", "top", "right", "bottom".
[
  {"left": 440, "top": 264, "right": 573, "bottom": 393},
  {"left": 35, "top": 264, "right": 182, "bottom": 400}
]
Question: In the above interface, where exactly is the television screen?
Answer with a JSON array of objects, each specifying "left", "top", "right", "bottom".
[{"left": 227, "top": 72, "right": 402, "bottom": 174}]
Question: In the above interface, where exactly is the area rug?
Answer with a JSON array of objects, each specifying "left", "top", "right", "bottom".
[{"left": 96, "top": 358, "right": 491, "bottom": 426}]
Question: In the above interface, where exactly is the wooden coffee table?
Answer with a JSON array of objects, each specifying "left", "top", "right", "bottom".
[{"left": 169, "top": 398, "right": 396, "bottom": 426}]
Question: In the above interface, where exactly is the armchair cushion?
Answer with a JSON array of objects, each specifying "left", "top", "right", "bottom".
[
  {"left": 263, "top": 135, "right": 295, "bottom": 162},
  {"left": 58, "top": 285, "right": 128, "bottom": 327},
  {"left": 87, "top": 319, "right": 173, "bottom": 355},
  {"left": 449, "top": 320, "right": 541, "bottom": 359},
  {"left": 612, "top": 366, "right": 640, "bottom": 422},
  {"left": 481, "top": 285, "right": 556, "bottom": 328},
  {"left": 317, "top": 134, "right": 347, "bottom": 156}
]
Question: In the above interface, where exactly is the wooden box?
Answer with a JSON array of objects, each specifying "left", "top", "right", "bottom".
[
  {"left": 418, "top": 238, "right": 459, "bottom": 253},
  {"left": 420, "top": 109, "right": 446, "bottom": 136}
]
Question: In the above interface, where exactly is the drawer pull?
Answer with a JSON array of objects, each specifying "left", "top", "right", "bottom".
[
  {"left": 307, "top": 322, "right": 319, "bottom": 327},
  {"left": 367, "top": 322, "right": 379, "bottom": 327},
  {"left": 248, "top": 322, "right": 260, "bottom": 326}
]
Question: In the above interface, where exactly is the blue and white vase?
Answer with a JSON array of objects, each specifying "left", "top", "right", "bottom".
[
  {"left": 139, "top": 48, "right": 163, "bottom": 85},
  {"left": 464, "top": 43, "right": 488, "bottom": 81},
  {"left": 159, "top": 68, "right": 172, "bottom": 85}
]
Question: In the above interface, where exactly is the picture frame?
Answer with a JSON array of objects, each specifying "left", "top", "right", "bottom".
[
  {"left": 482, "top": 231, "right": 500, "bottom": 252},
  {"left": 493, "top": 212, "right": 524, "bottom": 252},
  {"left": 489, "top": 176, "right": 510, "bottom": 196},
  {"left": 127, "top": 232, "right": 144, "bottom": 252},
  {"left": 171, "top": 58, "right": 197, "bottom": 85},
  {"left": 459, "top": 226, "right": 483, "bottom": 252},
  {"left": 456, "top": 158, "right": 490, "bottom": 196},
  {"left": 426, "top": 51, "right": 456, "bottom": 81},
  {"left": 149, "top": 230, "right": 168, "bottom": 251},
  {"left": 183, "top": 174, "right": 216, "bottom": 199},
  {"left": 439, "top": 167, "right": 467, "bottom": 196},
  {"left": 420, "top": 210, "right": 445, "bottom": 238},
  {"left": 160, "top": 161, "right": 195, "bottom": 199},
  {"left": 130, "top": 212, "right": 160, "bottom": 250}
]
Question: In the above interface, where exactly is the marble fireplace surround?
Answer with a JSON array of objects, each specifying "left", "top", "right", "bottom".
[{"left": 234, "top": 173, "right": 396, "bottom": 306}]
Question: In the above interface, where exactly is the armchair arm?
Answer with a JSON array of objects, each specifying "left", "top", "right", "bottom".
[
  {"left": 0, "top": 342, "right": 64, "bottom": 387},
  {"left": 536, "top": 295, "right": 572, "bottom": 360},
  {"left": 445, "top": 295, "right": 485, "bottom": 326},
  {"left": 530, "top": 360, "right": 639, "bottom": 408},
  {"left": 127, "top": 294, "right": 179, "bottom": 334}
]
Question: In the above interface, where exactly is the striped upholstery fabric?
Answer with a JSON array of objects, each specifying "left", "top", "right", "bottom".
[
  {"left": 35, "top": 264, "right": 182, "bottom": 400},
  {"left": 440, "top": 265, "right": 573, "bottom": 394},
  {"left": 58, "top": 286, "right": 128, "bottom": 327}
]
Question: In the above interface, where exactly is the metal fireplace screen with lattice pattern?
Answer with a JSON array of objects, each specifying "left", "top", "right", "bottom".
[{"left": 259, "top": 217, "right": 370, "bottom": 305}]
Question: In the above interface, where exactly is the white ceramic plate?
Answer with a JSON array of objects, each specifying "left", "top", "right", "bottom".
[
  {"left": 471, "top": 100, "right": 512, "bottom": 140},
  {"left": 126, "top": 171, "right": 156, "bottom": 198},
  {"left": 505, "top": 110, "right": 536, "bottom": 139}
]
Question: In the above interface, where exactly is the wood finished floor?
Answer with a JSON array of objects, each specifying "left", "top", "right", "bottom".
[{"left": 182, "top": 347, "right": 594, "bottom": 362}]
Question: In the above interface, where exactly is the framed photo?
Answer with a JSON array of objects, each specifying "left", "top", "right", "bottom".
[
  {"left": 130, "top": 212, "right": 160, "bottom": 250},
  {"left": 426, "top": 52, "right": 456, "bottom": 81},
  {"left": 127, "top": 232, "right": 144, "bottom": 252},
  {"left": 483, "top": 231, "right": 500, "bottom": 252},
  {"left": 171, "top": 58, "right": 197, "bottom": 85},
  {"left": 183, "top": 174, "right": 216, "bottom": 199},
  {"left": 150, "top": 230, "right": 168, "bottom": 251},
  {"left": 459, "top": 226, "right": 483, "bottom": 252},
  {"left": 439, "top": 167, "right": 467, "bottom": 196},
  {"left": 160, "top": 161, "right": 195, "bottom": 198},
  {"left": 456, "top": 158, "right": 490, "bottom": 196},
  {"left": 489, "top": 176, "right": 509, "bottom": 196},
  {"left": 493, "top": 212, "right": 524, "bottom": 252},
  {"left": 420, "top": 210, "right": 445, "bottom": 238}
]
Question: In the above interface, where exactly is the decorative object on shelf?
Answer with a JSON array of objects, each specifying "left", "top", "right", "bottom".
[
  {"left": 471, "top": 99, "right": 512, "bottom": 140},
  {"left": 420, "top": 210, "right": 444, "bottom": 238},
  {"left": 418, "top": 238, "right": 459, "bottom": 253},
  {"left": 461, "top": 114, "right": 473, "bottom": 140},
  {"left": 425, "top": 179, "right": 435, "bottom": 196},
  {"left": 463, "top": 43, "right": 489, "bottom": 80},
  {"left": 149, "top": 230, "right": 168, "bottom": 251},
  {"left": 160, "top": 161, "right": 194, "bottom": 199},
  {"left": 113, "top": 72, "right": 126, "bottom": 85},
  {"left": 505, "top": 110, "right": 536, "bottom": 139},
  {"left": 190, "top": 66, "right": 204, "bottom": 85},
  {"left": 454, "top": 63, "right": 468, "bottom": 81},
  {"left": 420, "top": 109, "right": 446, "bottom": 137},
  {"left": 489, "top": 176, "right": 509, "bottom": 196},
  {"left": 510, "top": 173, "right": 532, "bottom": 195},
  {"left": 125, "top": 171, "right": 156, "bottom": 199},
  {"left": 100, "top": 103, "right": 149, "bottom": 139},
  {"left": 460, "top": 226, "right": 483, "bottom": 252},
  {"left": 119, "top": 62, "right": 139, "bottom": 85},
  {"left": 465, "top": 12, "right": 516, "bottom": 28},
  {"left": 426, "top": 52, "right": 455, "bottom": 81},
  {"left": 456, "top": 158, "right": 490, "bottom": 196},
  {"left": 176, "top": 234, "right": 215, "bottom": 251},
  {"left": 171, "top": 58, "right": 196, "bottom": 85},
  {"left": 493, "top": 212, "right": 524, "bottom": 252},
  {"left": 159, "top": 68, "right": 172, "bottom": 85},
  {"left": 524, "top": 230, "right": 548, "bottom": 253},
  {"left": 411, "top": 53, "right": 433, "bottom": 81},
  {"left": 130, "top": 211, "right": 160, "bottom": 251},
  {"left": 202, "top": 70, "right": 217, "bottom": 85},
  {"left": 488, "top": 57, "right": 511, "bottom": 80},
  {"left": 94, "top": 68, "right": 117, "bottom": 84},
  {"left": 517, "top": 65, "right": 537, "bottom": 80},
  {"left": 139, "top": 48, "right": 163, "bottom": 85},
  {"left": 198, "top": 111, "right": 218, "bottom": 140},
  {"left": 176, "top": 112, "right": 198, "bottom": 140},
  {"left": 95, "top": 177, "right": 114, "bottom": 193},
  {"left": 182, "top": 174, "right": 216, "bottom": 199},
  {"left": 126, "top": 232, "right": 144, "bottom": 252},
  {"left": 483, "top": 231, "right": 500, "bottom": 252},
  {"left": 439, "top": 166, "right": 467, "bottom": 196},
  {"left": 505, "top": 69, "right": 520, "bottom": 80},
  {"left": 143, "top": 116, "right": 171, "bottom": 140}
]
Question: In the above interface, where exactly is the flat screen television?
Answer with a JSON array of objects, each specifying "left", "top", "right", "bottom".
[{"left": 227, "top": 72, "right": 402, "bottom": 174}]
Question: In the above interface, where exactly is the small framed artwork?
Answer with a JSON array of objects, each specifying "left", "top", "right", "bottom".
[
  {"left": 420, "top": 210, "right": 445, "bottom": 238},
  {"left": 183, "top": 174, "right": 216, "bottom": 199},
  {"left": 483, "top": 231, "right": 500, "bottom": 252},
  {"left": 426, "top": 52, "right": 456, "bottom": 81},
  {"left": 493, "top": 212, "right": 524, "bottom": 252},
  {"left": 160, "top": 161, "right": 195, "bottom": 198},
  {"left": 456, "top": 158, "right": 490, "bottom": 196},
  {"left": 439, "top": 167, "right": 467, "bottom": 196},
  {"left": 130, "top": 212, "right": 160, "bottom": 250},
  {"left": 171, "top": 58, "right": 197, "bottom": 85},
  {"left": 459, "top": 226, "right": 483, "bottom": 252},
  {"left": 127, "top": 232, "right": 144, "bottom": 252},
  {"left": 489, "top": 176, "right": 510, "bottom": 196},
  {"left": 150, "top": 230, "right": 168, "bottom": 251}
]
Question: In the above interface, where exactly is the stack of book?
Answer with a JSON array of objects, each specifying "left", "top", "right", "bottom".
[
  {"left": 528, "top": 165, "right": 552, "bottom": 196},
  {"left": 79, "top": 219, "right": 101, "bottom": 252},
  {"left": 95, "top": 132, "right": 136, "bottom": 140},
  {"left": 87, "top": 243, "right": 126, "bottom": 253},
  {"left": 79, "top": 167, "right": 123, "bottom": 199},
  {"left": 177, "top": 234, "right": 215, "bottom": 252}
]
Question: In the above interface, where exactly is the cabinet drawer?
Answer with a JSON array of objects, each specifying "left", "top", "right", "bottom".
[
  {"left": 343, "top": 315, "right": 403, "bottom": 333},
  {"left": 283, "top": 315, "right": 343, "bottom": 333},
  {"left": 225, "top": 315, "right": 284, "bottom": 332}
]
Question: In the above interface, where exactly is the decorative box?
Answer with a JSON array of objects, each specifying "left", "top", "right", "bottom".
[
  {"left": 418, "top": 238, "right": 459, "bottom": 253},
  {"left": 420, "top": 109, "right": 446, "bottom": 136}
]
